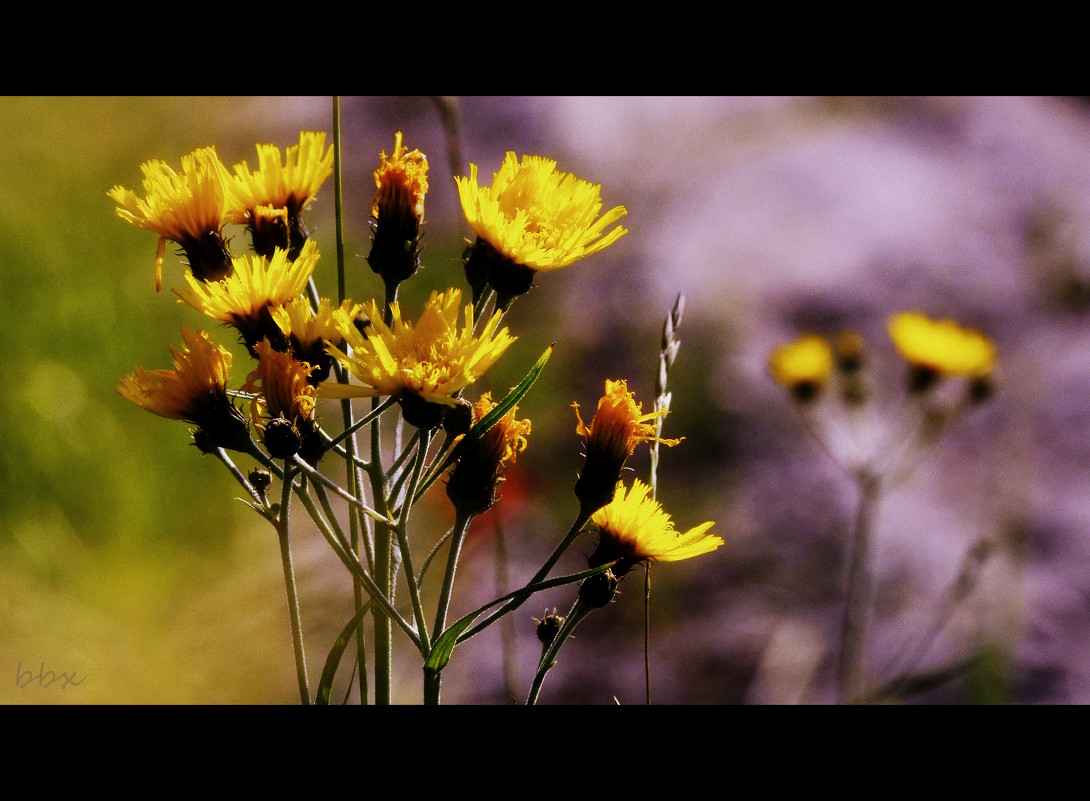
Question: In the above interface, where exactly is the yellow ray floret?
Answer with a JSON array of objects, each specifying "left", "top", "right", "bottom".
[
  {"left": 467, "top": 391, "right": 532, "bottom": 468},
  {"left": 887, "top": 311, "right": 997, "bottom": 378},
  {"left": 592, "top": 479, "right": 722, "bottom": 565},
  {"left": 109, "top": 146, "right": 233, "bottom": 290},
  {"left": 116, "top": 327, "right": 234, "bottom": 422},
  {"left": 272, "top": 295, "right": 360, "bottom": 350},
  {"left": 456, "top": 152, "right": 628, "bottom": 271},
  {"left": 244, "top": 339, "right": 317, "bottom": 430},
  {"left": 322, "top": 288, "right": 515, "bottom": 406},
  {"left": 372, "top": 130, "right": 428, "bottom": 221},
  {"left": 227, "top": 131, "right": 334, "bottom": 222},
  {"left": 574, "top": 378, "right": 680, "bottom": 459},
  {"left": 173, "top": 239, "right": 320, "bottom": 325},
  {"left": 768, "top": 334, "right": 834, "bottom": 391}
]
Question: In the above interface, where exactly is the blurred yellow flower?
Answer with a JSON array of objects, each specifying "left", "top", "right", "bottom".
[
  {"left": 587, "top": 478, "right": 722, "bottom": 575},
  {"left": 322, "top": 287, "right": 515, "bottom": 410},
  {"left": 573, "top": 378, "right": 680, "bottom": 511},
  {"left": 109, "top": 146, "right": 234, "bottom": 291},
  {"left": 117, "top": 327, "right": 249, "bottom": 451},
  {"left": 887, "top": 311, "right": 997, "bottom": 378},
  {"left": 768, "top": 334, "right": 834, "bottom": 399},
  {"left": 173, "top": 240, "right": 320, "bottom": 355},
  {"left": 456, "top": 152, "right": 628, "bottom": 296}
]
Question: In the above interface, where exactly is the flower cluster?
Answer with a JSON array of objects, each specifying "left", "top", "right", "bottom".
[{"left": 113, "top": 118, "right": 719, "bottom": 706}]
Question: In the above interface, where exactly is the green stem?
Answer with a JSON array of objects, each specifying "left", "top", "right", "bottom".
[
  {"left": 369, "top": 279, "right": 401, "bottom": 704},
  {"left": 392, "top": 429, "right": 434, "bottom": 658},
  {"left": 526, "top": 599, "right": 592, "bottom": 705},
  {"left": 836, "top": 470, "right": 881, "bottom": 704},
  {"left": 213, "top": 447, "right": 264, "bottom": 506},
  {"left": 459, "top": 505, "right": 592, "bottom": 643},
  {"left": 290, "top": 455, "right": 393, "bottom": 527},
  {"left": 277, "top": 462, "right": 310, "bottom": 705},
  {"left": 293, "top": 480, "right": 421, "bottom": 651},
  {"left": 332, "top": 94, "right": 368, "bottom": 704},
  {"left": 424, "top": 510, "right": 474, "bottom": 706},
  {"left": 325, "top": 395, "right": 397, "bottom": 453}
]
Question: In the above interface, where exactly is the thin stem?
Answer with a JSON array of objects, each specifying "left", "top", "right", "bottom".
[
  {"left": 471, "top": 286, "right": 496, "bottom": 333},
  {"left": 392, "top": 429, "right": 434, "bottom": 657},
  {"left": 325, "top": 395, "right": 398, "bottom": 453},
  {"left": 333, "top": 94, "right": 367, "bottom": 704},
  {"left": 494, "top": 508, "right": 519, "bottom": 704},
  {"left": 872, "top": 539, "right": 995, "bottom": 703},
  {"left": 213, "top": 447, "right": 265, "bottom": 506},
  {"left": 293, "top": 480, "right": 422, "bottom": 651},
  {"left": 290, "top": 455, "right": 394, "bottom": 527},
  {"left": 369, "top": 397, "right": 392, "bottom": 705},
  {"left": 386, "top": 429, "right": 422, "bottom": 491},
  {"left": 527, "top": 599, "right": 592, "bottom": 705},
  {"left": 836, "top": 470, "right": 881, "bottom": 704},
  {"left": 424, "top": 510, "right": 474, "bottom": 706},
  {"left": 277, "top": 462, "right": 310, "bottom": 705},
  {"left": 459, "top": 505, "right": 593, "bottom": 643},
  {"left": 417, "top": 524, "right": 454, "bottom": 586},
  {"left": 432, "top": 512, "right": 474, "bottom": 641},
  {"left": 644, "top": 566, "right": 651, "bottom": 705}
]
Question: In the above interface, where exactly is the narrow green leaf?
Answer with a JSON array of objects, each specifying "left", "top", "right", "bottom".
[
  {"left": 414, "top": 343, "right": 554, "bottom": 503},
  {"left": 315, "top": 599, "right": 374, "bottom": 705}
]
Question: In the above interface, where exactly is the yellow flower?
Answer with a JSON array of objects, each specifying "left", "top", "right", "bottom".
[
  {"left": 244, "top": 339, "right": 317, "bottom": 428},
  {"left": 586, "top": 478, "right": 722, "bottom": 576},
  {"left": 117, "top": 327, "right": 249, "bottom": 451},
  {"left": 368, "top": 131, "right": 429, "bottom": 286},
  {"left": 456, "top": 152, "right": 628, "bottom": 297},
  {"left": 322, "top": 288, "right": 515, "bottom": 428},
  {"left": 446, "top": 392, "right": 532, "bottom": 515},
  {"left": 572, "top": 378, "right": 680, "bottom": 512},
  {"left": 243, "top": 339, "right": 321, "bottom": 461},
  {"left": 271, "top": 296, "right": 361, "bottom": 384},
  {"left": 172, "top": 239, "right": 320, "bottom": 355},
  {"left": 109, "top": 146, "right": 234, "bottom": 291},
  {"left": 227, "top": 131, "right": 334, "bottom": 258},
  {"left": 887, "top": 311, "right": 997, "bottom": 379},
  {"left": 372, "top": 131, "right": 428, "bottom": 222},
  {"left": 768, "top": 334, "right": 834, "bottom": 401}
]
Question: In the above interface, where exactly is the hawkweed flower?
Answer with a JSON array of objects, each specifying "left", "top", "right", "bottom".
[
  {"left": 243, "top": 339, "right": 322, "bottom": 462},
  {"left": 445, "top": 392, "right": 532, "bottom": 516},
  {"left": 887, "top": 311, "right": 997, "bottom": 395},
  {"left": 173, "top": 240, "right": 321, "bottom": 356},
  {"left": 117, "top": 327, "right": 249, "bottom": 452},
  {"left": 322, "top": 288, "right": 515, "bottom": 430},
  {"left": 579, "top": 478, "right": 722, "bottom": 607},
  {"left": 768, "top": 334, "right": 834, "bottom": 403},
  {"left": 456, "top": 152, "right": 628, "bottom": 300},
  {"left": 227, "top": 131, "right": 334, "bottom": 259},
  {"left": 833, "top": 329, "right": 868, "bottom": 404},
  {"left": 572, "top": 378, "right": 680, "bottom": 513},
  {"left": 271, "top": 295, "right": 362, "bottom": 385},
  {"left": 109, "top": 146, "right": 234, "bottom": 292},
  {"left": 368, "top": 131, "right": 428, "bottom": 289}
]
